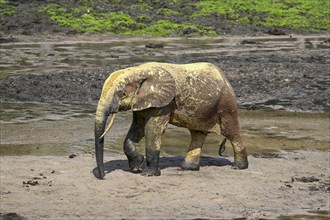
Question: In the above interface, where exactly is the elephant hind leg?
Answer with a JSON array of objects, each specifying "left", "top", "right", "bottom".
[
  {"left": 218, "top": 104, "right": 248, "bottom": 170},
  {"left": 181, "top": 130, "right": 207, "bottom": 171}
]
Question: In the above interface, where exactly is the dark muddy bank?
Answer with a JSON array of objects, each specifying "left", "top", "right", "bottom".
[{"left": 0, "top": 47, "right": 329, "bottom": 112}]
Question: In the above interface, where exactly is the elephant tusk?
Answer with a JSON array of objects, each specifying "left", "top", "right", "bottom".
[{"left": 100, "top": 114, "right": 116, "bottom": 139}]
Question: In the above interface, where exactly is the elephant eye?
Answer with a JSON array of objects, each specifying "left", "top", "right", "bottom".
[{"left": 116, "top": 91, "right": 127, "bottom": 99}]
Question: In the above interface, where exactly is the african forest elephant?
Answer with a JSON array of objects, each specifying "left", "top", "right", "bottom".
[{"left": 94, "top": 62, "right": 248, "bottom": 179}]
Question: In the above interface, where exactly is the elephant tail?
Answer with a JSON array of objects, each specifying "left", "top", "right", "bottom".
[{"left": 219, "top": 138, "right": 227, "bottom": 156}]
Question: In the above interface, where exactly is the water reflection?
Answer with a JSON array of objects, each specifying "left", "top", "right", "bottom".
[
  {"left": 0, "top": 102, "right": 95, "bottom": 123},
  {"left": 1, "top": 35, "right": 329, "bottom": 79},
  {"left": 0, "top": 102, "right": 329, "bottom": 156}
]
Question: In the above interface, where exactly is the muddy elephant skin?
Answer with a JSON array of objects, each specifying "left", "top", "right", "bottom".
[{"left": 95, "top": 62, "right": 248, "bottom": 179}]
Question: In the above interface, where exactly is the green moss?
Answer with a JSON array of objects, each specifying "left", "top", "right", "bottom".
[
  {"left": 0, "top": 0, "right": 16, "bottom": 17},
  {"left": 193, "top": 0, "right": 330, "bottom": 30},
  {"left": 157, "top": 8, "right": 181, "bottom": 17},
  {"left": 33, "top": 0, "right": 329, "bottom": 35},
  {"left": 39, "top": 4, "right": 142, "bottom": 33},
  {"left": 38, "top": 3, "right": 216, "bottom": 36},
  {"left": 130, "top": 3, "right": 153, "bottom": 11}
]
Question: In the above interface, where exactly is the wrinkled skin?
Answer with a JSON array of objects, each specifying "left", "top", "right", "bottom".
[{"left": 95, "top": 62, "right": 248, "bottom": 179}]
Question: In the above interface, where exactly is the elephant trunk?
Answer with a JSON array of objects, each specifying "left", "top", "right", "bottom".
[{"left": 95, "top": 100, "right": 115, "bottom": 179}]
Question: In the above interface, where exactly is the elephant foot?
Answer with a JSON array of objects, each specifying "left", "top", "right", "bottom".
[
  {"left": 141, "top": 167, "right": 161, "bottom": 176},
  {"left": 128, "top": 153, "right": 144, "bottom": 172},
  {"left": 180, "top": 161, "right": 200, "bottom": 171},
  {"left": 231, "top": 160, "right": 249, "bottom": 170}
]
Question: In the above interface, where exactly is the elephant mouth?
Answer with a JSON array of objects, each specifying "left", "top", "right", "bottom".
[{"left": 119, "top": 104, "right": 131, "bottom": 111}]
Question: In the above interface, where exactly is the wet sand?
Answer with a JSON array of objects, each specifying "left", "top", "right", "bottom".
[
  {"left": 1, "top": 108, "right": 329, "bottom": 219},
  {"left": 1, "top": 34, "right": 329, "bottom": 219},
  {"left": 1, "top": 109, "right": 329, "bottom": 156},
  {"left": 1, "top": 151, "right": 329, "bottom": 219}
]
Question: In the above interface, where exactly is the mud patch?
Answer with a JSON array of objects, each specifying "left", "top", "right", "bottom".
[
  {"left": 0, "top": 51, "right": 329, "bottom": 112},
  {"left": 292, "top": 176, "right": 320, "bottom": 183},
  {"left": 0, "top": 213, "right": 27, "bottom": 220},
  {"left": 283, "top": 176, "right": 330, "bottom": 192},
  {"left": 0, "top": 36, "right": 329, "bottom": 112},
  {"left": 251, "top": 152, "right": 283, "bottom": 158}
]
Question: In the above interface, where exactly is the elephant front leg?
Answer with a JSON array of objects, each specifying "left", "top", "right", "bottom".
[
  {"left": 142, "top": 111, "right": 170, "bottom": 176},
  {"left": 124, "top": 112, "right": 145, "bottom": 172},
  {"left": 181, "top": 130, "right": 207, "bottom": 171}
]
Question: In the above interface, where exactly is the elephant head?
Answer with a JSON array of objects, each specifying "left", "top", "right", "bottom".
[{"left": 95, "top": 65, "right": 176, "bottom": 179}]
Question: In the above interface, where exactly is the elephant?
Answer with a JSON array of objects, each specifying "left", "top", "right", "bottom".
[{"left": 94, "top": 62, "right": 248, "bottom": 179}]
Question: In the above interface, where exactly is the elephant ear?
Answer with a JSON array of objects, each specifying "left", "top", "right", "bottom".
[{"left": 132, "top": 68, "right": 176, "bottom": 111}]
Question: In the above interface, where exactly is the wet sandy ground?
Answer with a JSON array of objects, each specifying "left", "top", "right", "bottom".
[
  {"left": 0, "top": 151, "right": 329, "bottom": 219},
  {"left": 0, "top": 107, "right": 329, "bottom": 156},
  {"left": 1, "top": 34, "right": 329, "bottom": 219},
  {"left": 1, "top": 106, "right": 329, "bottom": 219},
  {"left": 1, "top": 107, "right": 329, "bottom": 219}
]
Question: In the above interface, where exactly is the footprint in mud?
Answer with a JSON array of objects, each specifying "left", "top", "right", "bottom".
[
  {"left": 22, "top": 172, "right": 54, "bottom": 187},
  {"left": 291, "top": 176, "right": 320, "bottom": 183},
  {"left": 22, "top": 180, "right": 39, "bottom": 187},
  {"left": 283, "top": 176, "right": 330, "bottom": 191}
]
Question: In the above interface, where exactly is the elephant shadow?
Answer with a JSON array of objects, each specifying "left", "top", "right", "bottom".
[{"left": 92, "top": 156, "right": 232, "bottom": 179}]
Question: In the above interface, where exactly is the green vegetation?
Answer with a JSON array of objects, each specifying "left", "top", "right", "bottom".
[
  {"left": 193, "top": 0, "right": 330, "bottom": 30},
  {"left": 37, "top": 1, "right": 214, "bottom": 36},
  {"left": 38, "top": 4, "right": 141, "bottom": 33},
  {"left": 0, "top": 0, "right": 16, "bottom": 17},
  {"left": 157, "top": 8, "right": 182, "bottom": 17},
  {"left": 2, "top": 0, "right": 329, "bottom": 36},
  {"left": 130, "top": 3, "right": 153, "bottom": 12}
]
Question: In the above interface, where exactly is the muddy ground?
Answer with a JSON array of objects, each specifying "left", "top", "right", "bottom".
[
  {"left": 1, "top": 1, "right": 330, "bottom": 219},
  {"left": 1, "top": 35, "right": 329, "bottom": 113},
  {"left": 1, "top": 9, "right": 330, "bottom": 219},
  {"left": 1, "top": 35, "right": 330, "bottom": 219}
]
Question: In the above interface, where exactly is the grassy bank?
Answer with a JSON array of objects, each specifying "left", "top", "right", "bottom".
[{"left": 1, "top": 0, "right": 329, "bottom": 36}]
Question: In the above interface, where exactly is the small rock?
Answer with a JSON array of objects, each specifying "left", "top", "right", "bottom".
[
  {"left": 267, "top": 27, "right": 286, "bottom": 35},
  {"left": 145, "top": 43, "right": 164, "bottom": 49},
  {"left": 110, "top": 54, "right": 119, "bottom": 58},
  {"left": 183, "top": 27, "right": 197, "bottom": 35},
  {"left": 241, "top": 40, "right": 257, "bottom": 45},
  {"left": 69, "top": 154, "right": 76, "bottom": 158}
]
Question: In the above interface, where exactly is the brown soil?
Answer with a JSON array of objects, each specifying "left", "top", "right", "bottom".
[{"left": 0, "top": 151, "right": 329, "bottom": 219}]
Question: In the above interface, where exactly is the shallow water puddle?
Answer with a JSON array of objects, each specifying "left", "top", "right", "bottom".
[
  {"left": 0, "top": 102, "right": 95, "bottom": 123},
  {"left": 1, "top": 35, "right": 329, "bottom": 79},
  {"left": 0, "top": 102, "right": 328, "bottom": 156}
]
